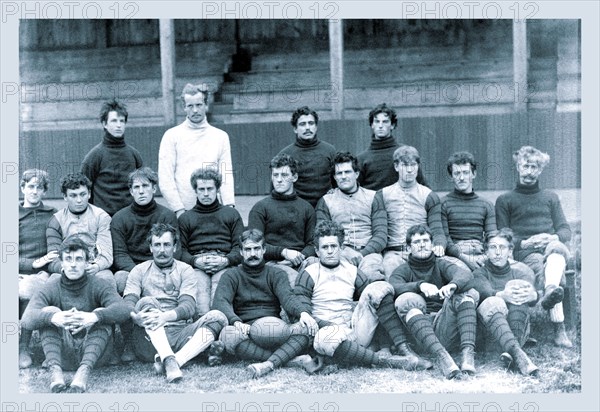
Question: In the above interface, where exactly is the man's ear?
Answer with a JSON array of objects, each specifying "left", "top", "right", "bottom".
[{"left": 292, "top": 173, "right": 299, "bottom": 183}]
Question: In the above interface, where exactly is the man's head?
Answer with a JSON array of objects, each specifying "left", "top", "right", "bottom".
[
  {"left": 239, "top": 229, "right": 266, "bottom": 267},
  {"left": 291, "top": 106, "right": 318, "bottom": 141},
  {"left": 513, "top": 146, "right": 550, "bottom": 186},
  {"left": 128, "top": 167, "right": 158, "bottom": 207},
  {"left": 270, "top": 154, "right": 298, "bottom": 195},
  {"left": 447, "top": 151, "right": 477, "bottom": 194},
  {"left": 314, "top": 220, "right": 345, "bottom": 268},
  {"left": 59, "top": 236, "right": 91, "bottom": 281},
  {"left": 20, "top": 169, "right": 50, "bottom": 207},
  {"left": 406, "top": 224, "right": 434, "bottom": 259},
  {"left": 369, "top": 103, "right": 397, "bottom": 140},
  {"left": 190, "top": 168, "right": 221, "bottom": 206},
  {"left": 99, "top": 99, "right": 128, "bottom": 138},
  {"left": 393, "top": 145, "right": 421, "bottom": 187},
  {"left": 147, "top": 223, "right": 178, "bottom": 268},
  {"left": 332, "top": 152, "right": 360, "bottom": 194},
  {"left": 181, "top": 83, "right": 209, "bottom": 124},
  {"left": 60, "top": 173, "right": 92, "bottom": 214},
  {"left": 483, "top": 228, "right": 514, "bottom": 268}
]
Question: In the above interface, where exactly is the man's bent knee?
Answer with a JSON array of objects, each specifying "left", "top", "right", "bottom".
[
  {"left": 313, "top": 325, "right": 351, "bottom": 357},
  {"left": 394, "top": 292, "right": 426, "bottom": 318},
  {"left": 477, "top": 296, "right": 509, "bottom": 323}
]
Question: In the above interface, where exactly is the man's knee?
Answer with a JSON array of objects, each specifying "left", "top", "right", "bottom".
[
  {"left": 219, "top": 325, "right": 248, "bottom": 355},
  {"left": 313, "top": 325, "right": 351, "bottom": 357},
  {"left": 452, "top": 288, "right": 480, "bottom": 307},
  {"left": 197, "top": 310, "right": 228, "bottom": 336},
  {"left": 360, "top": 281, "right": 394, "bottom": 307},
  {"left": 477, "top": 296, "right": 508, "bottom": 323},
  {"left": 96, "top": 270, "right": 117, "bottom": 290},
  {"left": 544, "top": 240, "right": 570, "bottom": 262},
  {"left": 394, "top": 292, "right": 426, "bottom": 319},
  {"left": 19, "top": 271, "right": 50, "bottom": 301},
  {"left": 134, "top": 296, "right": 162, "bottom": 313},
  {"left": 358, "top": 253, "right": 385, "bottom": 281}
]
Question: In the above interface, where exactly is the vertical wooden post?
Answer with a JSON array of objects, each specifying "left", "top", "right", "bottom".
[
  {"left": 328, "top": 19, "right": 344, "bottom": 119},
  {"left": 513, "top": 19, "right": 528, "bottom": 112},
  {"left": 159, "top": 19, "right": 176, "bottom": 126}
]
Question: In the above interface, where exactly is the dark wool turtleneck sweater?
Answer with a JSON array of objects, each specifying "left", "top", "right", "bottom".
[
  {"left": 81, "top": 131, "right": 143, "bottom": 216},
  {"left": 21, "top": 271, "right": 130, "bottom": 331},
  {"left": 495, "top": 181, "right": 571, "bottom": 258},
  {"left": 471, "top": 260, "right": 537, "bottom": 305},
  {"left": 248, "top": 190, "right": 316, "bottom": 261},
  {"left": 277, "top": 136, "right": 336, "bottom": 208},
  {"left": 110, "top": 199, "right": 180, "bottom": 271},
  {"left": 441, "top": 189, "right": 496, "bottom": 257},
  {"left": 388, "top": 252, "right": 473, "bottom": 312},
  {"left": 19, "top": 201, "right": 57, "bottom": 274},
  {"left": 357, "top": 135, "right": 402, "bottom": 191},
  {"left": 212, "top": 259, "right": 304, "bottom": 324},
  {"left": 178, "top": 199, "right": 244, "bottom": 267}
]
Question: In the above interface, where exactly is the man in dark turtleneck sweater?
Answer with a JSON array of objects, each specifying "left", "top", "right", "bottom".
[
  {"left": 471, "top": 228, "right": 539, "bottom": 376},
  {"left": 212, "top": 228, "right": 319, "bottom": 378},
  {"left": 496, "top": 145, "right": 573, "bottom": 348},
  {"left": 277, "top": 106, "right": 336, "bottom": 208},
  {"left": 248, "top": 154, "right": 316, "bottom": 287},
  {"left": 81, "top": 99, "right": 143, "bottom": 216},
  {"left": 389, "top": 224, "right": 478, "bottom": 379},
  {"left": 22, "top": 237, "right": 130, "bottom": 393},
  {"left": 111, "top": 167, "right": 180, "bottom": 295},
  {"left": 441, "top": 151, "right": 496, "bottom": 271},
  {"left": 178, "top": 169, "right": 244, "bottom": 316}
]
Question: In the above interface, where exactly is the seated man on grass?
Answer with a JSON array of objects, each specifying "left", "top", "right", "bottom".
[
  {"left": 212, "top": 229, "right": 319, "bottom": 378},
  {"left": 123, "top": 223, "right": 228, "bottom": 383},
  {"left": 294, "top": 220, "right": 432, "bottom": 373},
  {"left": 471, "top": 229, "right": 540, "bottom": 376},
  {"left": 22, "top": 237, "right": 130, "bottom": 393}
]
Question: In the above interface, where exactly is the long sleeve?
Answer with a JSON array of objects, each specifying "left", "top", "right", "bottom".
[
  {"left": 484, "top": 201, "right": 497, "bottom": 234},
  {"left": 439, "top": 259, "right": 473, "bottom": 291},
  {"left": 272, "top": 270, "right": 305, "bottom": 320},
  {"left": 551, "top": 196, "right": 572, "bottom": 243},
  {"left": 300, "top": 208, "right": 316, "bottom": 257},
  {"left": 362, "top": 194, "right": 388, "bottom": 256},
  {"left": 293, "top": 270, "right": 333, "bottom": 328},
  {"left": 46, "top": 216, "right": 63, "bottom": 274},
  {"left": 315, "top": 198, "right": 331, "bottom": 222},
  {"left": 441, "top": 200, "right": 460, "bottom": 258},
  {"left": 211, "top": 268, "right": 242, "bottom": 324},
  {"left": 218, "top": 134, "right": 235, "bottom": 206},
  {"left": 158, "top": 131, "right": 185, "bottom": 213},
  {"left": 110, "top": 219, "right": 136, "bottom": 272},
  {"left": 388, "top": 264, "right": 422, "bottom": 297},
  {"left": 173, "top": 266, "right": 198, "bottom": 320},
  {"left": 178, "top": 215, "right": 198, "bottom": 266},
  {"left": 225, "top": 213, "right": 244, "bottom": 266},
  {"left": 80, "top": 148, "right": 101, "bottom": 205},
  {"left": 425, "top": 192, "right": 446, "bottom": 248},
  {"left": 248, "top": 203, "right": 284, "bottom": 260},
  {"left": 92, "top": 278, "right": 131, "bottom": 324},
  {"left": 470, "top": 268, "right": 497, "bottom": 301},
  {"left": 21, "top": 284, "right": 61, "bottom": 330},
  {"left": 94, "top": 211, "right": 113, "bottom": 270},
  {"left": 352, "top": 269, "right": 372, "bottom": 300}
]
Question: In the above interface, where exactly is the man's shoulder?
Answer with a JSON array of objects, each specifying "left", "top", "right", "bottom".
[
  {"left": 88, "top": 204, "right": 111, "bottom": 220},
  {"left": 173, "top": 259, "right": 194, "bottom": 273},
  {"left": 320, "top": 140, "right": 337, "bottom": 152},
  {"left": 111, "top": 205, "right": 133, "bottom": 222}
]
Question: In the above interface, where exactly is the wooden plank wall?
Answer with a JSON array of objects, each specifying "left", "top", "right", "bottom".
[{"left": 19, "top": 110, "right": 580, "bottom": 198}]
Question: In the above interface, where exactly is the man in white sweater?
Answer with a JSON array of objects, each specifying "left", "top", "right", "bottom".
[{"left": 158, "top": 84, "right": 235, "bottom": 216}]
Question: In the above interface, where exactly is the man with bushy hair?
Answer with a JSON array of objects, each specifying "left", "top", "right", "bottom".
[
  {"left": 159, "top": 83, "right": 235, "bottom": 215},
  {"left": 495, "top": 145, "right": 573, "bottom": 347},
  {"left": 81, "top": 99, "right": 143, "bottom": 216}
]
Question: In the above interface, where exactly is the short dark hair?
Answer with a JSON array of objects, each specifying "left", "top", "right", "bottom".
[
  {"left": 314, "top": 220, "right": 345, "bottom": 248},
  {"left": 20, "top": 169, "right": 50, "bottom": 191},
  {"left": 368, "top": 103, "right": 397, "bottom": 127},
  {"left": 483, "top": 228, "right": 515, "bottom": 251},
  {"left": 128, "top": 167, "right": 158, "bottom": 188},
  {"left": 270, "top": 154, "right": 299, "bottom": 176},
  {"left": 446, "top": 151, "right": 477, "bottom": 176},
  {"left": 59, "top": 236, "right": 91, "bottom": 261},
  {"left": 332, "top": 152, "right": 359, "bottom": 175},
  {"left": 99, "top": 99, "right": 128, "bottom": 124},
  {"left": 60, "top": 173, "right": 92, "bottom": 195},
  {"left": 147, "top": 223, "right": 179, "bottom": 246},
  {"left": 291, "top": 106, "right": 319, "bottom": 127},
  {"left": 239, "top": 228, "right": 265, "bottom": 246},
  {"left": 406, "top": 224, "right": 433, "bottom": 246},
  {"left": 190, "top": 168, "right": 222, "bottom": 190},
  {"left": 180, "top": 83, "right": 209, "bottom": 105},
  {"left": 393, "top": 145, "right": 420, "bottom": 165}
]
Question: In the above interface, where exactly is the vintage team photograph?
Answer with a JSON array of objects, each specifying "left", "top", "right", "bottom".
[{"left": 16, "top": 16, "right": 581, "bottom": 394}]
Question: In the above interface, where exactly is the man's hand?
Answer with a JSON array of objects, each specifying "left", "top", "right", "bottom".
[
  {"left": 68, "top": 311, "right": 99, "bottom": 334},
  {"left": 298, "top": 312, "right": 319, "bottom": 336},
  {"left": 195, "top": 254, "right": 229, "bottom": 274},
  {"left": 438, "top": 283, "right": 457, "bottom": 300},
  {"left": 51, "top": 308, "right": 78, "bottom": 329},
  {"left": 234, "top": 321, "right": 251, "bottom": 335},
  {"left": 499, "top": 280, "right": 537, "bottom": 306},
  {"left": 32, "top": 250, "right": 59, "bottom": 269},
  {"left": 85, "top": 263, "right": 100, "bottom": 276},
  {"left": 281, "top": 249, "right": 305, "bottom": 267},
  {"left": 342, "top": 247, "right": 363, "bottom": 266},
  {"left": 432, "top": 245, "right": 445, "bottom": 257},
  {"left": 522, "top": 233, "right": 557, "bottom": 249},
  {"left": 419, "top": 282, "right": 440, "bottom": 298},
  {"left": 130, "top": 308, "right": 166, "bottom": 330}
]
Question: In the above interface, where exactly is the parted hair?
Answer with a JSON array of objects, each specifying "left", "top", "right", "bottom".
[
  {"left": 368, "top": 103, "right": 397, "bottom": 127},
  {"left": 180, "top": 83, "right": 209, "bottom": 104},
  {"left": 239, "top": 228, "right": 265, "bottom": 246},
  {"left": 60, "top": 173, "right": 92, "bottom": 195},
  {"left": 20, "top": 169, "right": 50, "bottom": 191},
  {"left": 290, "top": 106, "right": 319, "bottom": 127},
  {"left": 446, "top": 151, "right": 477, "bottom": 175},
  {"left": 146, "top": 223, "right": 179, "bottom": 246},
  {"left": 483, "top": 228, "right": 515, "bottom": 250},
  {"left": 190, "top": 168, "right": 222, "bottom": 190},
  {"left": 331, "top": 152, "right": 359, "bottom": 175},
  {"left": 406, "top": 224, "right": 433, "bottom": 246},
  {"left": 270, "top": 154, "right": 299, "bottom": 176},
  {"left": 128, "top": 167, "right": 158, "bottom": 188},
  {"left": 99, "top": 99, "right": 128, "bottom": 124},
  {"left": 314, "top": 220, "right": 345, "bottom": 248},
  {"left": 513, "top": 145, "right": 550, "bottom": 169},
  {"left": 59, "top": 236, "right": 91, "bottom": 261}
]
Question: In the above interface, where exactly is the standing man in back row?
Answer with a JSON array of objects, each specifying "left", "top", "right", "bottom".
[
  {"left": 277, "top": 106, "right": 336, "bottom": 208},
  {"left": 159, "top": 84, "right": 235, "bottom": 216}
]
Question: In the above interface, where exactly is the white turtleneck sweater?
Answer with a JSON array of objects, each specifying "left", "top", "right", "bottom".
[{"left": 158, "top": 118, "right": 235, "bottom": 212}]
